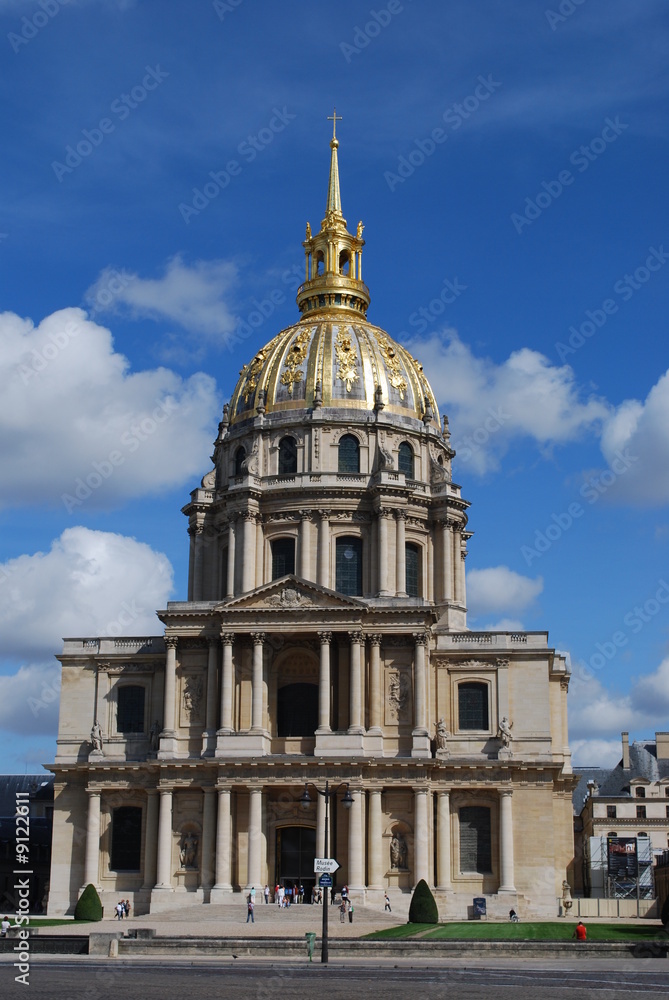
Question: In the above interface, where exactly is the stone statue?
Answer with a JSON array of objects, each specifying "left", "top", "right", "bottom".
[
  {"left": 149, "top": 720, "right": 161, "bottom": 752},
  {"left": 497, "top": 716, "right": 513, "bottom": 748},
  {"left": 435, "top": 718, "right": 450, "bottom": 751},
  {"left": 305, "top": 221, "right": 311, "bottom": 239},
  {"left": 390, "top": 832, "right": 408, "bottom": 870},
  {"left": 180, "top": 832, "right": 198, "bottom": 868},
  {"left": 90, "top": 721, "right": 103, "bottom": 753},
  {"left": 562, "top": 879, "right": 573, "bottom": 913},
  {"left": 357, "top": 220, "right": 364, "bottom": 239}
]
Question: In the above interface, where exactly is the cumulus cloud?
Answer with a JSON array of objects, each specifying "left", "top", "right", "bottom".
[
  {"left": 598, "top": 369, "right": 669, "bottom": 505},
  {"left": 467, "top": 565, "right": 543, "bottom": 616},
  {"left": 85, "top": 255, "right": 239, "bottom": 340},
  {"left": 0, "top": 526, "right": 173, "bottom": 659},
  {"left": 0, "top": 664, "right": 61, "bottom": 738},
  {"left": 408, "top": 331, "right": 610, "bottom": 474},
  {"left": 2, "top": 308, "right": 218, "bottom": 510},
  {"left": 630, "top": 657, "right": 669, "bottom": 715},
  {"left": 570, "top": 738, "right": 623, "bottom": 769}
]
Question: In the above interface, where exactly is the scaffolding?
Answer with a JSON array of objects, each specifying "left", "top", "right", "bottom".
[{"left": 585, "top": 835, "right": 655, "bottom": 900}]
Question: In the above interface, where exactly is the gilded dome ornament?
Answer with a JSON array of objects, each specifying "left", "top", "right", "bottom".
[
  {"left": 334, "top": 328, "right": 359, "bottom": 392},
  {"left": 280, "top": 328, "right": 311, "bottom": 396},
  {"left": 241, "top": 350, "right": 266, "bottom": 403},
  {"left": 377, "top": 332, "right": 408, "bottom": 400}
]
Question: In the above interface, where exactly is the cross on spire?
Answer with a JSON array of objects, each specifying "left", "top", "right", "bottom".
[{"left": 327, "top": 108, "right": 342, "bottom": 139}]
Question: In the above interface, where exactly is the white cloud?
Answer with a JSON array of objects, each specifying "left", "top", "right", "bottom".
[
  {"left": 478, "top": 617, "right": 525, "bottom": 633},
  {"left": 599, "top": 369, "right": 669, "bottom": 505},
  {"left": 85, "top": 256, "right": 239, "bottom": 340},
  {"left": 2, "top": 307, "right": 218, "bottom": 510},
  {"left": 467, "top": 565, "right": 543, "bottom": 616},
  {"left": 570, "top": 738, "right": 623, "bottom": 769},
  {"left": 0, "top": 526, "right": 172, "bottom": 659},
  {"left": 409, "top": 331, "right": 609, "bottom": 473},
  {"left": 630, "top": 657, "right": 669, "bottom": 715},
  {"left": 0, "top": 664, "right": 61, "bottom": 737}
]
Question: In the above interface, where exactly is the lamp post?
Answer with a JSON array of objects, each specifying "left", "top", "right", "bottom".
[{"left": 300, "top": 780, "right": 353, "bottom": 964}]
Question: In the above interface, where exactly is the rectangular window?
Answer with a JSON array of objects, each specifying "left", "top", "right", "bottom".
[
  {"left": 110, "top": 806, "right": 142, "bottom": 871},
  {"left": 335, "top": 537, "right": 362, "bottom": 596},
  {"left": 459, "top": 806, "right": 492, "bottom": 873},
  {"left": 271, "top": 538, "right": 295, "bottom": 579},
  {"left": 607, "top": 805, "right": 617, "bottom": 819},
  {"left": 405, "top": 544, "right": 419, "bottom": 597},
  {"left": 117, "top": 686, "right": 145, "bottom": 733},
  {"left": 458, "top": 682, "right": 489, "bottom": 730},
  {"left": 636, "top": 805, "right": 646, "bottom": 819}
]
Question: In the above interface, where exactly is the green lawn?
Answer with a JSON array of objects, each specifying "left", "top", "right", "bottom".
[{"left": 366, "top": 922, "right": 669, "bottom": 942}]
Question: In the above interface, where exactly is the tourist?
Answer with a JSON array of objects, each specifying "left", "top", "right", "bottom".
[
  {"left": 384, "top": 892, "right": 391, "bottom": 912},
  {"left": 572, "top": 921, "right": 587, "bottom": 941},
  {"left": 246, "top": 897, "right": 254, "bottom": 923},
  {"left": 1, "top": 916, "right": 10, "bottom": 937}
]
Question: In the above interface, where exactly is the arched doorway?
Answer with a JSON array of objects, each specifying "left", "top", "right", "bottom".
[{"left": 276, "top": 826, "right": 316, "bottom": 902}]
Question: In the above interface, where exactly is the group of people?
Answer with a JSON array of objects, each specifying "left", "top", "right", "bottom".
[{"left": 115, "top": 899, "right": 131, "bottom": 920}]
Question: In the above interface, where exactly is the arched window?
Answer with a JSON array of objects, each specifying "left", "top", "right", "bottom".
[
  {"left": 277, "top": 682, "right": 318, "bottom": 736},
  {"left": 338, "top": 434, "right": 360, "bottom": 473},
  {"left": 110, "top": 806, "right": 142, "bottom": 871},
  {"left": 272, "top": 538, "right": 295, "bottom": 579},
  {"left": 405, "top": 543, "right": 420, "bottom": 597},
  {"left": 336, "top": 536, "right": 362, "bottom": 596},
  {"left": 339, "top": 249, "right": 350, "bottom": 276},
  {"left": 278, "top": 436, "right": 298, "bottom": 475},
  {"left": 234, "top": 446, "right": 246, "bottom": 476},
  {"left": 458, "top": 681, "right": 489, "bottom": 731},
  {"left": 459, "top": 806, "right": 492, "bottom": 873},
  {"left": 316, "top": 250, "right": 325, "bottom": 276},
  {"left": 398, "top": 441, "right": 414, "bottom": 478},
  {"left": 117, "top": 685, "right": 145, "bottom": 734}
]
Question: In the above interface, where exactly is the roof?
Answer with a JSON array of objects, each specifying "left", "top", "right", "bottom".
[
  {"left": 0, "top": 775, "right": 54, "bottom": 816},
  {"left": 573, "top": 739, "right": 669, "bottom": 813}
]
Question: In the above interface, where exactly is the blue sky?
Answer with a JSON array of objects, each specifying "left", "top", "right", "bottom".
[{"left": 1, "top": 0, "right": 668, "bottom": 773}]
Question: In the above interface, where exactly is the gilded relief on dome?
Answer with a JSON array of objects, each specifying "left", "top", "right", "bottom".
[
  {"left": 241, "top": 350, "right": 267, "bottom": 404},
  {"left": 377, "top": 332, "right": 408, "bottom": 400},
  {"left": 280, "top": 328, "right": 311, "bottom": 397},
  {"left": 334, "top": 327, "right": 359, "bottom": 392}
]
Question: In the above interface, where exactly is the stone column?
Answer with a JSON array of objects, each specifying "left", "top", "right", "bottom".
[
  {"left": 299, "top": 512, "right": 311, "bottom": 579},
  {"left": 348, "top": 631, "right": 364, "bottom": 734},
  {"left": 226, "top": 519, "right": 236, "bottom": 598},
  {"left": 348, "top": 787, "right": 365, "bottom": 892},
  {"left": 162, "top": 637, "right": 178, "bottom": 736},
  {"left": 142, "top": 789, "right": 159, "bottom": 890},
  {"left": 377, "top": 510, "right": 390, "bottom": 596},
  {"left": 317, "top": 631, "right": 332, "bottom": 732},
  {"left": 219, "top": 633, "right": 235, "bottom": 733},
  {"left": 441, "top": 520, "right": 453, "bottom": 603},
  {"left": 155, "top": 788, "right": 173, "bottom": 888},
  {"left": 83, "top": 789, "right": 101, "bottom": 888},
  {"left": 436, "top": 790, "right": 452, "bottom": 890},
  {"left": 412, "top": 632, "right": 429, "bottom": 735},
  {"left": 214, "top": 787, "right": 232, "bottom": 891},
  {"left": 367, "top": 788, "right": 383, "bottom": 890},
  {"left": 241, "top": 513, "right": 257, "bottom": 592},
  {"left": 250, "top": 633, "right": 265, "bottom": 732},
  {"left": 317, "top": 510, "right": 330, "bottom": 588},
  {"left": 192, "top": 525, "right": 204, "bottom": 601},
  {"left": 499, "top": 789, "right": 516, "bottom": 891},
  {"left": 368, "top": 634, "right": 383, "bottom": 733},
  {"left": 413, "top": 787, "right": 430, "bottom": 885},
  {"left": 200, "top": 787, "right": 216, "bottom": 890},
  {"left": 246, "top": 787, "right": 263, "bottom": 889},
  {"left": 203, "top": 638, "right": 218, "bottom": 755},
  {"left": 395, "top": 510, "right": 407, "bottom": 596}
]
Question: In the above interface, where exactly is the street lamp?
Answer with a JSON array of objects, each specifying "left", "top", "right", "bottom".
[{"left": 300, "top": 780, "right": 354, "bottom": 964}]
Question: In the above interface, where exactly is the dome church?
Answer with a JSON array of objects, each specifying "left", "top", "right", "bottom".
[{"left": 47, "top": 118, "right": 576, "bottom": 919}]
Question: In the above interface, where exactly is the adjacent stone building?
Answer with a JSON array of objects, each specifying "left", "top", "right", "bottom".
[{"left": 47, "top": 123, "right": 576, "bottom": 918}]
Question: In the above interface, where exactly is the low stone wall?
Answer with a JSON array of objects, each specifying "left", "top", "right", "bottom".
[{"left": 573, "top": 898, "right": 658, "bottom": 919}]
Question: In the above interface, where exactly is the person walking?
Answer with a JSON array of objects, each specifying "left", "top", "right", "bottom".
[
  {"left": 246, "top": 898, "right": 255, "bottom": 923},
  {"left": 264, "top": 884, "right": 270, "bottom": 904},
  {"left": 348, "top": 902, "right": 354, "bottom": 924},
  {"left": 339, "top": 901, "right": 346, "bottom": 923},
  {"left": 384, "top": 892, "right": 391, "bottom": 912},
  {"left": 123, "top": 899, "right": 131, "bottom": 919}
]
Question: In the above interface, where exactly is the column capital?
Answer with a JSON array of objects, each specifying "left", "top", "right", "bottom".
[
  {"left": 318, "top": 630, "right": 333, "bottom": 644},
  {"left": 367, "top": 633, "right": 383, "bottom": 646},
  {"left": 348, "top": 629, "right": 365, "bottom": 645},
  {"left": 317, "top": 508, "right": 332, "bottom": 520},
  {"left": 221, "top": 632, "right": 235, "bottom": 645},
  {"left": 378, "top": 507, "right": 394, "bottom": 519},
  {"left": 242, "top": 510, "right": 258, "bottom": 523},
  {"left": 412, "top": 630, "right": 430, "bottom": 646},
  {"left": 207, "top": 636, "right": 219, "bottom": 649},
  {"left": 499, "top": 787, "right": 514, "bottom": 799},
  {"left": 165, "top": 635, "right": 178, "bottom": 650},
  {"left": 251, "top": 632, "right": 265, "bottom": 645},
  {"left": 394, "top": 509, "right": 407, "bottom": 521},
  {"left": 299, "top": 509, "right": 314, "bottom": 522}
]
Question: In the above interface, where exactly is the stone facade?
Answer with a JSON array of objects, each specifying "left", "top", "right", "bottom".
[{"left": 47, "top": 126, "right": 576, "bottom": 919}]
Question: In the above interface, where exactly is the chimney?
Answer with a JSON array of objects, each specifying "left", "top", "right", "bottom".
[
  {"left": 622, "top": 731, "right": 630, "bottom": 769},
  {"left": 656, "top": 732, "right": 669, "bottom": 761}
]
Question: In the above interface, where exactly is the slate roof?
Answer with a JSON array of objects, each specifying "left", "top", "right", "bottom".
[
  {"left": 0, "top": 775, "right": 54, "bottom": 817},
  {"left": 573, "top": 739, "right": 669, "bottom": 813}
]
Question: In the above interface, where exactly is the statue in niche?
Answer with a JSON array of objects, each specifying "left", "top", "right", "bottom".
[
  {"left": 183, "top": 676, "right": 203, "bottom": 720},
  {"left": 435, "top": 718, "right": 450, "bottom": 751},
  {"left": 497, "top": 716, "right": 513, "bottom": 748},
  {"left": 387, "top": 671, "right": 410, "bottom": 722},
  {"left": 149, "top": 720, "right": 161, "bottom": 752},
  {"left": 390, "top": 831, "right": 408, "bottom": 870},
  {"left": 90, "top": 720, "right": 103, "bottom": 753},
  {"left": 180, "top": 832, "right": 198, "bottom": 869}
]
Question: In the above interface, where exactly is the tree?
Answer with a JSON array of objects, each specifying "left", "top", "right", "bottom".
[
  {"left": 74, "top": 883, "right": 103, "bottom": 921},
  {"left": 408, "top": 878, "right": 439, "bottom": 924}
]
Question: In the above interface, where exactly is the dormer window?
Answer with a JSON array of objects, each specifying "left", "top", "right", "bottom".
[{"left": 635, "top": 787, "right": 646, "bottom": 798}]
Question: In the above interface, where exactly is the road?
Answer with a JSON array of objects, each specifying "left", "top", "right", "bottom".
[{"left": 3, "top": 961, "right": 669, "bottom": 999}]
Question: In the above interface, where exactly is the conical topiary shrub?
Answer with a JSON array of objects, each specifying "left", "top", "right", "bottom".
[
  {"left": 74, "top": 883, "right": 103, "bottom": 921},
  {"left": 408, "top": 878, "right": 439, "bottom": 924}
]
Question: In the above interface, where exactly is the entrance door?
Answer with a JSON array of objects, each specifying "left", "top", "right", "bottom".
[{"left": 276, "top": 826, "right": 316, "bottom": 902}]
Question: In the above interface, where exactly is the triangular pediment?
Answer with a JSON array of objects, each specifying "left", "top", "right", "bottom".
[{"left": 216, "top": 575, "right": 366, "bottom": 611}]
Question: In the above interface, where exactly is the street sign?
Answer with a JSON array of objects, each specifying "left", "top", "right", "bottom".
[
  {"left": 319, "top": 874, "right": 333, "bottom": 887},
  {"left": 314, "top": 857, "right": 340, "bottom": 874}
]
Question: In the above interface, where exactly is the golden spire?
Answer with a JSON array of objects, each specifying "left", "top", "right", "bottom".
[{"left": 326, "top": 108, "right": 343, "bottom": 218}]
